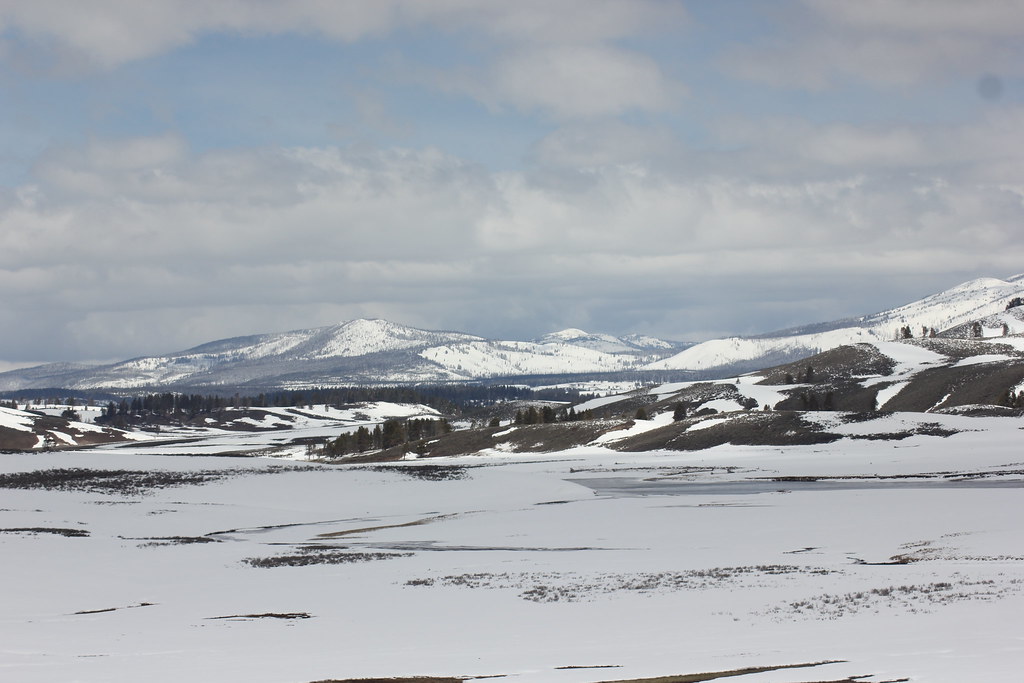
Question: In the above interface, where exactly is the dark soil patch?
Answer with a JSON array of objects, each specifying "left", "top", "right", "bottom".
[
  {"left": 0, "top": 466, "right": 298, "bottom": 496},
  {"left": 73, "top": 602, "right": 154, "bottom": 615},
  {"left": 134, "top": 535, "right": 221, "bottom": 547},
  {"left": 407, "top": 565, "right": 836, "bottom": 603},
  {"left": 243, "top": 549, "right": 412, "bottom": 568},
  {"left": 884, "top": 362, "right": 1024, "bottom": 412},
  {"left": 758, "top": 344, "right": 895, "bottom": 385},
  {"left": 208, "top": 612, "right": 311, "bottom": 620},
  {"left": 617, "top": 411, "right": 838, "bottom": 452},
  {"left": 596, "top": 660, "right": 845, "bottom": 682},
  {"left": 366, "top": 464, "right": 468, "bottom": 481},
  {"left": 0, "top": 527, "right": 89, "bottom": 537},
  {"left": 839, "top": 410, "right": 893, "bottom": 423},
  {"left": 311, "top": 679, "right": 467, "bottom": 683}
]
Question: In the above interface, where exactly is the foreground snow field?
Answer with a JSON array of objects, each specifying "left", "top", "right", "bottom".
[{"left": 2, "top": 416, "right": 1023, "bottom": 682}]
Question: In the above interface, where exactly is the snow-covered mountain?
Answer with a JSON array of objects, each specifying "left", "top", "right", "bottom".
[
  {"left": 536, "top": 328, "right": 691, "bottom": 354},
  {"left": 0, "top": 319, "right": 682, "bottom": 391},
  {"left": 2, "top": 276, "right": 1022, "bottom": 392},
  {"left": 648, "top": 276, "right": 1024, "bottom": 375}
]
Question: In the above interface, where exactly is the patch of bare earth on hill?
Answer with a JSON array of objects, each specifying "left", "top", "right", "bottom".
[
  {"left": 0, "top": 527, "right": 89, "bottom": 537},
  {"left": 0, "top": 466, "right": 311, "bottom": 496},
  {"left": 243, "top": 546, "right": 412, "bottom": 568},
  {"left": 758, "top": 344, "right": 896, "bottom": 385},
  {"left": 616, "top": 411, "right": 838, "bottom": 452},
  {"left": 406, "top": 565, "right": 837, "bottom": 603},
  {"left": 766, "top": 577, "right": 1023, "bottom": 621},
  {"left": 0, "top": 415, "right": 130, "bottom": 451},
  {"left": 307, "top": 661, "right": 871, "bottom": 683}
]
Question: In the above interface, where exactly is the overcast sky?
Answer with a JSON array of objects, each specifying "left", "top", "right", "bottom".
[{"left": 1, "top": 0, "right": 1023, "bottom": 366}]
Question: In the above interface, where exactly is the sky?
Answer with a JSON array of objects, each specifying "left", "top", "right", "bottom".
[{"left": 1, "top": 0, "right": 1023, "bottom": 366}]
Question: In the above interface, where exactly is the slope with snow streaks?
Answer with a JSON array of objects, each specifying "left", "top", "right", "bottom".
[
  {"left": 309, "top": 319, "right": 481, "bottom": 359},
  {"left": 420, "top": 340, "right": 641, "bottom": 378},
  {"left": 536, "top": 328, "right": 680, "bottom": 355},
  {"left": 649, "top": 276, "right": 1024, "bottom": 373}
]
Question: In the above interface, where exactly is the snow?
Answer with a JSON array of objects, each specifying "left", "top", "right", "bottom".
[
  {"left": 700, "top": 398, "right": 745, "bottom": 413},
  {"left": 574, "top": 392, "right": 641, "bottom": 413},
  {"left": 0, "top": 406, "right": 34, "bottom": 431},
  {"left": 954, "top": 354, "right": 1015, "bottom": 367},
  {"left": 592, "top": 410, "right": 673, "bottom": 444},
  {"left": 984, "top": 336, "right": 1024, "bottom": 351},
  {"left": 536, "top": 329, "right": 668, "bottom": 354},
  {"left": 2, "top": 417, "right": 1024, "bottom": 681},
  {"left": 648, "top": 276, "right": 1024, "bottom": 373},
  {"left": 420, "top": 339, "right": 640, "bottom": 378},
  {"left": 685, "top": 416, "right": 730, "bottom": 431},
  {"left": 312, "top": 319, "right": 481, "bottom": 359},
  {"left": 875, "top": 381, "right": 908, "bottom": 409}
]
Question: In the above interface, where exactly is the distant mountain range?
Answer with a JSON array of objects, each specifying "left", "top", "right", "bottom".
[
  {"left": 2, "top": 275, "right": 1023, "bottom": 393},
  {"left": 648, "top": 275, "right": 1024, "bottom": 374},
  {"left": 0, "top": 319, "right": 691, "bottom": 392}
]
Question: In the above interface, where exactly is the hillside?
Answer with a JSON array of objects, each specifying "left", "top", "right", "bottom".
[
  {"left": 1, "top": 275, "right": 1023, "bottom": 393},
  {"left": 0, "top": 320, "right": 682, "bottom": 392},
  {"left": 0, "top": 406, "right": 138, "bottom": 450},
  {"left": 372, "top": 335, "right": 1024, "bottom": 460},
  {"left": 649, "top": 275, "right": 1024, "bottom": 375}
]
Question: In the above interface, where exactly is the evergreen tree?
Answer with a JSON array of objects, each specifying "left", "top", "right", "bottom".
[{"left": 355, "top": 426, "right": 372, "bottom": 452}]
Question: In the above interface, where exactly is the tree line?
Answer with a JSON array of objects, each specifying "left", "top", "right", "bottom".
[
  {"left": 88, "top": 384, "right": 591, "bottom": 425},
  {"left": 320, "top": 417, "right": 452, "bottom": 457}
]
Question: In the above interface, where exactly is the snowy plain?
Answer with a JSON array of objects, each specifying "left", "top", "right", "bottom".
[{"left": 1, "top": 414, "right": 1023, "bottom": 682}]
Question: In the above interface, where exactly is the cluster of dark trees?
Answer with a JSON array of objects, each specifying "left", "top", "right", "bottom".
[
  {"left": 898, "top": 325, "right": 938, "bottom": 339},
  {"left": 1000, "top": 389, "right": 1024, "bottom": 409},
  {"left": 783, "top": 366, "right": 816, "bottom": 384},
  {"left": 512, "top": 405, "right": 594, "bottom": 424},
  {"left": 798, "top": 391, "right": 835, "bottom": 411},
  {"left": 320, "top": 417, "right": 452, "bottom": 457},
  {"left": 89, "top": 384, "right": 592, "bottom": 426}
]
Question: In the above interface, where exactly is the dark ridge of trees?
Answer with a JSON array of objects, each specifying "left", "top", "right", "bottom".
[
  {"left": 512, "top": 404, "right": 592, "bottom": 425},
  {"left": 85, "top": 384, "right": 596, "bottom": 428},
  {"left": 320, "top": 417, "right": 453, "bottom": 457}
]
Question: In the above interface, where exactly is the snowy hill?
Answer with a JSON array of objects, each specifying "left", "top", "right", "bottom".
[
  {"left": 647, "top": 276, "right": 1024, "bottom": 375},
  {"left": 0, "top": 319, "right": 682, "bottom": 391},
  {"left": 2, "top": 276, "right": 1022, "bottom": 392},
  {"left": 536, "top": 328, "right": 689, "bottom": 354},
  {"left": 0, "top": 405, "right": 137, "bottom": 449}
]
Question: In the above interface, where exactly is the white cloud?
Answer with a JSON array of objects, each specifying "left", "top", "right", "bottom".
[
  {"left": 1, "top": 116, "right": 1022, "bottom": 361},
  {"left": 723, "top": 0, "right": 1024, "bottom": 88},
  {"left": 467, "top": 45, "right": 681, "bottom": 119},
  {"left": 0, "top": 1, "right": 687, "bottom": 119}
]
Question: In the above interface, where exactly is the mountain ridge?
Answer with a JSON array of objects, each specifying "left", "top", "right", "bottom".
[{"left": 2, "top": 275, "right": 1022, "bottom": 392}]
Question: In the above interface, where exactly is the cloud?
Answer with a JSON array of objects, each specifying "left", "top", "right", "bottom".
[
  {"left": 1, "top": 111, "right": 1022, "bottom": 362},
  {"left": 0, "top": 1, "right": 688, "bottom": 122},
  {"left": 0, "top": 1, "right": 686, "bottom": 67},
  {"left": 722, "top": 0, "right": 1024, "bottom": 88},
  {"left": 441, "top": 44, "right": 682, "bottom": 120}
]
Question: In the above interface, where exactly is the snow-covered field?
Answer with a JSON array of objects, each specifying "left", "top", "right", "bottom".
[{"left": 2, "top": 416, "right": 1023, "bottom": 682}]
